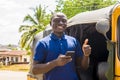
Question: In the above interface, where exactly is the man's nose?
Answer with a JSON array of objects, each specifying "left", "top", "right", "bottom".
[{"left": 59, "top": 20, "right": 64, "bottom": 25}]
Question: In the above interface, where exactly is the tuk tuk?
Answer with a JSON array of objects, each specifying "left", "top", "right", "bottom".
[{"left": 28, "top": 2, "right": 120, "bottom": 80}]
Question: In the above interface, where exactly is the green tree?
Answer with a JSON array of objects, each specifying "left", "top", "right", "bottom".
[
  {"left": 19, "top": 5, "right": 50, "bottom": 50},
  {"left": 55, "top": 0, "right": 117, "bottom": 19}
]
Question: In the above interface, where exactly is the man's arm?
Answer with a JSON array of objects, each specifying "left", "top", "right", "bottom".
[
  {"left": 76, "top": 56, "right": 89, "bottom": 70},
  {"left": 32, "top": 60, "right": 57, "bottom": 75},
  {"left": 32, "top": 55, "right": 72, "bottom": 75},
  {"left": 76, "top": 39, "right": 91, "bottom": 70}
]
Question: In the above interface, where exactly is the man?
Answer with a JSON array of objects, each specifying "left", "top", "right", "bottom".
[{"left": 32, "top": 12, "right": 91, "bottom": 80}]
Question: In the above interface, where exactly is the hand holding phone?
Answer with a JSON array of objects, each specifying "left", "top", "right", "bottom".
[{"left": 65, "top": 51, "right": 75, "bottom": 57}]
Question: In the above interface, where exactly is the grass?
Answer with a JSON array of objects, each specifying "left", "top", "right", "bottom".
[{"left": 0, "top": 64, "right": 30, "bottom": 72}]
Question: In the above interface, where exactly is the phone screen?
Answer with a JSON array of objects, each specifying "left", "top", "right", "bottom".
[{"left": 65, "top": 51, "right": 75, "bottom": 57}]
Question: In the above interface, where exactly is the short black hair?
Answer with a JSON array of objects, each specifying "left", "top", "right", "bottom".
[{"left": 50, "top": 12, "right": 67, "bottom": 25}]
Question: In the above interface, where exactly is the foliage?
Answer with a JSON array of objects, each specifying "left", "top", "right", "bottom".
[
  {"left": 55, "top": 0, "right": 117, "bottom": 19},
  {"left": 7, "top": 44, "right": 18, "bottom": 50},
  {"left": 19, "top": 5, "right": 51, "bottom": 50}
]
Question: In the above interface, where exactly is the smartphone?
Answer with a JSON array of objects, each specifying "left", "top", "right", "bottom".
[{"left": 65, "top": 51, "right": 75, "bottom": 57}]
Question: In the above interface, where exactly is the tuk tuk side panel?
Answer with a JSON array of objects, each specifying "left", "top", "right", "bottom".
[
  {"left": 115, "top": 77, "right": 120, "bottom": 80},
  {"left": 112, "top": 7, "right": 118, "bottom": 42},
  {"left": 112, "top": 5, "right": 120, "bottom": 78},
  {"left": 106, "top": 41, "right": 115, "bottom": 80}
]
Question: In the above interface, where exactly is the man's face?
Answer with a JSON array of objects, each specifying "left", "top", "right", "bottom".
[{"left": 51, "top": 13, "right": 67, "bottom": 33}]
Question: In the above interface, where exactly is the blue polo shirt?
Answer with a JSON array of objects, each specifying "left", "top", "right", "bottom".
[{"left": 34, "top": 33, "right": 83, "bottom": 80}]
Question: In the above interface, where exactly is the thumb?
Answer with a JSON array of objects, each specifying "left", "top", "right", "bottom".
[{"left": 83, "top": 39, "right": 89, "bottom": 45}]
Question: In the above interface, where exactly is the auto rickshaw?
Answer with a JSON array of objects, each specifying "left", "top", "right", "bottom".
[{"left": 28, "top": 2, "right": 120, "bottom": 80}]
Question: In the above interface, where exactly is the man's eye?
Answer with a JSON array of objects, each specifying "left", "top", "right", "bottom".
[
  {"left": 56, "top": 20, "right": 60, "bottom": 23},
  {"left": 53, "top": 19, "right": 66, "bottom": 23},
  {"left": 53, "top": 19, "right": 60, "bottom": 23},
  {"left": 62, "top": 19, "right": 67, "bottom": 23}
]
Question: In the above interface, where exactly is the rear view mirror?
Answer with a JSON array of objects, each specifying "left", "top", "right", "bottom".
[{"left": 96, "top": 19, "right": 110, "bottom": 40}]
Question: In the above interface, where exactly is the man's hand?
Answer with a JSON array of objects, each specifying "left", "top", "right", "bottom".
[
  {"left": 54, "top": 54, "right": 72, "bottom": 66},
  {"left": 82, "top": 39, "right": 91, "bottom": 56}
]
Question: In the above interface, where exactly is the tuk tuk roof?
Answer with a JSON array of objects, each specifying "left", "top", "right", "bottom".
[{"left": 67, "top": 5, "right": 115, "bottom": 27}]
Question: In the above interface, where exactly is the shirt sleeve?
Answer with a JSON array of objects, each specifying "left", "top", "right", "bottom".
[
  {"left": 75, "top": 39, "right": 83, "bottom": 57},
  {"left": 33, "top": 41, "right": 47, "bottom": 63}
]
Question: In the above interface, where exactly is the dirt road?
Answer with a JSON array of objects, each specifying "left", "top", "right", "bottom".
[{"left": 0, "top": 70, "right": 28, "bottom": 80}]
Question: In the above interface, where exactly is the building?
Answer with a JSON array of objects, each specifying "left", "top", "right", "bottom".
[{"left": 0, "top": 50, "right": 30, "bottom": 65}]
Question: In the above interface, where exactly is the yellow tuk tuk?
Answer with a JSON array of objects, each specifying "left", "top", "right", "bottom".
[{"left": 28, "top": 2, "right": 120, "bottom": 80}]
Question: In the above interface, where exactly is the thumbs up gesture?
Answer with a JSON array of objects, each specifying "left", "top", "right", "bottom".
[{"left": 82, "top": 39, "right": 91, "bottom": 56}]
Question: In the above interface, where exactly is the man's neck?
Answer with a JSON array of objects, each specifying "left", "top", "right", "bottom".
[{"left": 53, "top": 32, "right": 64, "bottom": 38}]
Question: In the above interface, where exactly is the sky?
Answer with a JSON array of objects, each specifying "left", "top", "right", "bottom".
[{"left": 0, "top": 0, "right": 56, "bottom": 45}]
